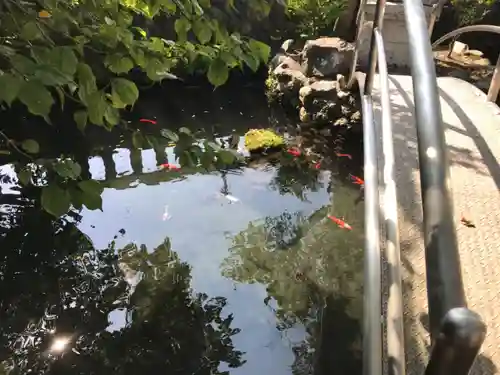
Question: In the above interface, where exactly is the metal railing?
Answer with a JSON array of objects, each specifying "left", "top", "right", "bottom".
[{"left": 346, "top": 0, "right": 489, "bottom": 374}]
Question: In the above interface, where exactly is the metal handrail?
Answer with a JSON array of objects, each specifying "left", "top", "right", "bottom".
[
  {"left": 431, "top": 24, "right": 500, "bottom": 102},
  {"left": 356, "top": 0, "right": 406, "bottom": 375},
  {"left": 349, "top": 0, "right": 488, "bottom": 374}
]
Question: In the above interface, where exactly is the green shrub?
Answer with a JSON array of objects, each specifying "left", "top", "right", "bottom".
[
  {"left": 286, "top": 0, "right": 347, "bottom": 39},
  {"left": 451, "top": 0, "right": 495, "bottom": 25}
]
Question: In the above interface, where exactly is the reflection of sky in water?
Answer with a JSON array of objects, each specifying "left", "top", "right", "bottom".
[{"left": 79, "top": 147, "right": 331, "bottom": 375}]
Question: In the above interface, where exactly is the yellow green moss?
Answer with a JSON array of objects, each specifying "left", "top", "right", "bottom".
[{"left": 244, "top": 129, "right": 285, "bottom": 152}]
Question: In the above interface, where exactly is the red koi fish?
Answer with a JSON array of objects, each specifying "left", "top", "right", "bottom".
[
  {"left": 313, "top": 162, "right": 321, "bottom": 169},
  {"left": 139, "top": 118, "right": 157, "bottom": 124},
  {"left": 328, "top": 215, "right": 352, "bottom": 230},
  {"left": 350, "top": 174, "right": 364, "bottom": 185},
  {"left": 287, "top": 148, "right": 301, "bottom": 157},
  {"left": 336, "top": 152, "right": 352, "bottom": 159},
  {"left": 160, "top": 163, "right": 180, "bottom": 171}
]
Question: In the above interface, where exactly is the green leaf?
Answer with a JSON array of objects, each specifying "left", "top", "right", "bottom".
[
  {"left": 134, "top": 26, "right": 147, "bottom": 38},
  {"left": 132, "top": 131, "right": 144, "bottom": 149},
  {"left": 74, "top": 110, "right": 88, "bottom": 132},
  {"left": 0, "top": 73, "right": 23, "bottom": 106},
  {"left": 242, "top": 53, "right": 259, "bottom": 72},
  {"left": 174, "top": 18, "right": 191, "bottom": 41},
  {"left": 21, "top": 21, "right": 41, "bottom": 41},
  {"left": 219, "top": 149, "right": 236, "bottom": 164},
  {"left": 69, "top": 187, "right": 84, "bottom": 209},
  {"left": 10, "top": 55, "right": 37, "bottom": 76},
  {"left": 33, "top": 47, "right": 78, "bottom": 78},
  {"left": 207, "top": 58, "right": 229, "bottom": 87},
  {"left": 55, "top": 87, "right": 65, "bottom": 109},
  {"left": 41, "top": 184, "right": 71, "bottom": 217},
  {"left": 179, "top": 127, "right": 192, "bottom": 136},
  {"left": 17, "top": 168, "right": 32, "bottom": 185},
  {"left": 81, "top": 190, "right": 103, "bottom": 211},
  {"left": 77, "top": 63, "right": 97, "bottom": 105},
  {"left": 21, "top": 139, "right": 40, "bottom": 154},
  {"left": 104, "top": 105, "right": 120, "bottom": 126},
  {"left": 248, "top": 39, "right": 271, "bottom": 63},
  {"left": 179, "top": 150, "right": 194, "bottom": 167},
  {"left": 111, "top": 78, "right": 139, "bottom": 108},
  {"left": 193, "top": 19, "right": 212, "bottom": 44},
  {"left": 18, "top": 81, "right": 54, "bottom": 118},
  {"left": 78, "top": 179, "right": 104, "bottom": 195},
  {"left": 104, "top": 54, "right": 134, "bottom": 74},
  {"left": 87, "top": 91, "right": 107, "bottom": 125},
  {"left": 205, "top": 140, "right": 221, "bottom": 151},
  {"left": 160, "top": 129, "right": 179, "bottom": 142},
  {"left": 57, "top": 47, "right": 78, "bottom": 77},
  {"left": 53, "top": 159, "right": 82, "bottom": 179}
]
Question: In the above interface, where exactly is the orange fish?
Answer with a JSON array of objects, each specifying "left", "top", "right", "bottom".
[
  {"left": 336, "top": 153, "right": 352, "bottom": 159},
  {"left": 287, "top": 148, "right": 301, "bottom": 157},
  {"left": 160, "top": 163, "right": 180, "bottom": 171},
  {"left": 328, "top": 215, "right": 352, "bottom": 230},
  {"left": 140, "top": 118, "right": 157, "bottom": 124},
  {"left": 350, "top": 174, "right": 364, "bottom": 185}
]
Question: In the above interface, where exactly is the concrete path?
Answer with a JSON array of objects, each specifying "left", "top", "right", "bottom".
[{"left": 368, "top": 75, "right": 500, "bottom": 374}]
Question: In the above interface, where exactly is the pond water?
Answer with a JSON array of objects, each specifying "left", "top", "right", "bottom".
[{"left": 0, "top": 85, "right": 365, "bottom": 375}]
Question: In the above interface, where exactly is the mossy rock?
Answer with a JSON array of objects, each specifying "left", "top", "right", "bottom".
[{"left": 244, "top": 129, "right": 285, "bottom": 154}]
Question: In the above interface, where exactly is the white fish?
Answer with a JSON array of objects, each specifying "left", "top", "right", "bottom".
[
  {"left": 162, "top": 205, "right": 171, "bottom": 221},
  {"left": 223, "top": 194, "right": 240, "bottom": 203}
]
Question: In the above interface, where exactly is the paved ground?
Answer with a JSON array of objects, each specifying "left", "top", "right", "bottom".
[{"left": 368, "top": 75, "right": 500, "bottom": 374}]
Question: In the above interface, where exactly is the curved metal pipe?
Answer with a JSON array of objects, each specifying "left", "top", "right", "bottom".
[
  {"left": 432, "top": 25, "right": 500, "bottom": 49},
  {"left": 374, "top": 28, "right": 406, "bottom": 375},
  {"left": 403, "top": 0, "right": 467, "bottom": 338}
]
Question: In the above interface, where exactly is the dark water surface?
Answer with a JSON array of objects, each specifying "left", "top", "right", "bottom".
[{"left": 0, "top": 86, "right": 364, "bottom": 375}]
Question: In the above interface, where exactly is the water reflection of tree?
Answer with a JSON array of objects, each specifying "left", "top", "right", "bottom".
[
  {"left": 221, "top": 183, "right": 364, "bottom": 375},
  {"left": 0, "top": 190, "right": 244, "bottom": 374},
  {"left": 269, "top": 157, "right": 323, "bottom": 201}
]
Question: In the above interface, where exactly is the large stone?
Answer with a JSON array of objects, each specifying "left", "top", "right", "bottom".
[
  {"left": 273, "top": 64, "right": 308, "bottom": 96},
  {"left": 299, "top": 80, "right": 338, "bottom": 107},
  {"left": 273, "top": 56, "right": 303, "bottom": 73},
  {"left": 302, "top": 37, "right": 355, "bottom": 78}
]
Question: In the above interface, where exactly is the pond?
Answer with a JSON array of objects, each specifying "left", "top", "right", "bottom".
[{"left": 0, "top": 84, "right": 365, "bottom": 375}]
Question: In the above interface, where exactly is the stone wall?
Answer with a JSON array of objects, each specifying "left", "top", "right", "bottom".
[{"left": 357, "top": 0, "right": 439, "bottom": 69}]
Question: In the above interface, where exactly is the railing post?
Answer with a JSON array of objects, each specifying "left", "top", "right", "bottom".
[
  {"left": 487, "top": 53, "right": 500, "bottom": 102},
  {"left": 425, "top": 308, "right": 487, "bottom": 375}
]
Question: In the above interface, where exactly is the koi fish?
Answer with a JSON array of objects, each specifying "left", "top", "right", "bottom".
[
  {"left": 38, "top": 10, "right": 51, "bottom": 18},
  {"left": 313, "top": 162, "right": 321, "bottom": 169},
  {"left": 336, "top": 153, "right": 352, "bottom": 159},
  {"left": 350, "top": 174, "right": 364, "bottom": 185},
  {"left": 139, "top": 118, "right": 157, "bottom": 124},
  {"left": 460, "top": 216, "right": 476, "bottom": 228},
  {"left": 328, "top": 215, "right": 352, "bottom": 230},
  {"left": 160, "top": 163, "right": 180, "bottom": 171},
  {"left": 287, "top": 148, "right": 301, "bottom": 157}
]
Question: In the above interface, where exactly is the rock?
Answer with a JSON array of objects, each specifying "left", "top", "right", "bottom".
[
  {"left": 299, "top": 80, "right": 338, "bottom": 106},
  {"left": 302, "top": 37, "right": 355, "bottom": 78},
  {"left": 273, "top": 56, "right": 303, "bottom": 73},
  {"left": 299, "top": 107, "right": 311, "bottom": 123},
  {"left": 274, "top": 68, "right": 308, "bottom": 96}
]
